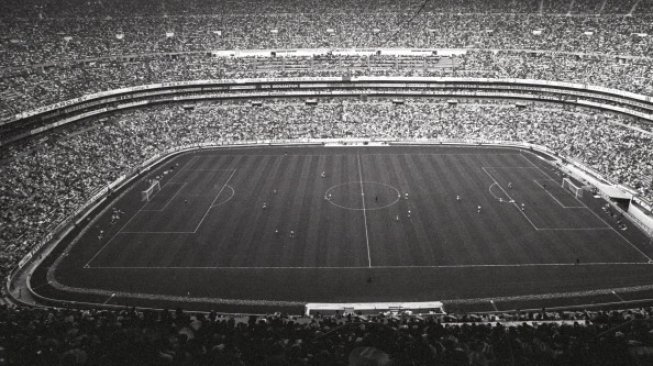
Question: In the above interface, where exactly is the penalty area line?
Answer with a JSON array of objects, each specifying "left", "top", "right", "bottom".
[
  {"left": 481, "top": 167, "right": 541, "bottom": 231},
  {"left": 141, "top": 182, "right": 188, "bottom": 212},
  {"left": 84, "top": 156, "right": 198, "bottom": 268},
  {"left": 532, "top": 179, "right": 588, "bottom": 209},
  {"left": 520, "top": 152, "right": 653, "bottom": 263},
  {"left": 488, "top": 182, "right": 509, "bottom": 202}
]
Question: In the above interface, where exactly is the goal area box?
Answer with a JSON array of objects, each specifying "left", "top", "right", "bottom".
[
  {"left": 305, "top": 301, "right": 446, "bottom": 316},
  {"left": 562, "top": 177, "right": 584, "bottom": 199},
  {"left": 141, "top": 179, "right": 161, "bottom": 201}
]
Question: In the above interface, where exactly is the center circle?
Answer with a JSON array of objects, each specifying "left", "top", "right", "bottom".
[{"left": 325, "top": 181, "right": 401, "bottom": 211}]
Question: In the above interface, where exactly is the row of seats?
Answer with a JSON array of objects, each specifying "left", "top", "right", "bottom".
[
  {"left": 1, "top": 51, "right": 652, "bottom": 120},
  {"left": 2, "top": 12, "right": 652, "bottom": 68},
  {"left": 2, "top": 0, "right": 652, "bottom": 17}
]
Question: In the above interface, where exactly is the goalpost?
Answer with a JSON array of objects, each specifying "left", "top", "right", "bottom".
[
  {"left": 141, "top": 179, "right": 161, "bottom": 201},
  {"left": 561, "top": 177, "right": 583, "bottom": 199}
]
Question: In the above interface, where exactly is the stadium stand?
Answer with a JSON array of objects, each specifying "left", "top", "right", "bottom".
[
  {"left": 2, "top": 304, "right": 653, "bottom": 365},
  {"left": 2, "top": 0, "right": 653, "bottom": 364},
  {"left": 2, "top": 51, "right": 653, "bottom": 116}
]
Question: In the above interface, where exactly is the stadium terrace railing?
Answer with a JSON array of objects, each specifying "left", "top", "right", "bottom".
[
  {"left": 7, "top": 138, "right": 653, "bottom": 312},
  {"left": 4, "top": 46, "right": 652, "bottom": 75},
  {"left": 4, "top": 76, "right": 653, "bottom": 125},
  {"left": 2, "top": 76, "right": 653, "bottom": 133}
]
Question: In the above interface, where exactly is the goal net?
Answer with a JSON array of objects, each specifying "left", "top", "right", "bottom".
[
  {"left": 561, "top": 177, "right": 583, "bottom": 199},
  {"left": 141, "top": 179, "right": 161, "bottom": 201}
]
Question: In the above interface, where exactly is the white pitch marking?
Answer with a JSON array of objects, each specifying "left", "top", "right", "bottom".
[
  {"left": 179, "top": 169, "right": 238, "bottom": 173},
  {"left": 86, "top": 261, "right": 652, "bottom": 270},
  {"left": 628, "top": 0, "right": 641, "bottom": 17},
  {"left": 324, "top": 181, "right": 401, "bottom": 211},
  {"left": 484, "top": 166, "right": 614, "bottom": 231},
  {"left": 141, "top": 182, "right": 188, "bottom": 212},
  {"left": 193, "top": 169, "right": 237, "bottom": 233},
  {"left": 482, "top": 166, "right": 548, "bottom": 169},
  {"left": 488, "top": 182, "right": 509, "bottom": 202},
  {"left": 83, "top": 199, "right": 154, "bottom": 267},
  {"left": 209, "top": 185, "right": 236, "bottom": 208},
  {"left": 103, "top": 293, "right": 116, "bottom": 305},
  {"left": 520, "top": 152, "right": 653, "bottom": 263},
  {"left": 490, "top": 299, "right": 499, "bottom": 311},
  {"left": 612, "top": 290, "right": 625, "bottom": 302},
  {"left": 536, "top": 227, "right": 613, "bottom": 231},
  {"left": 481, "top": 167, "right": 541, "bottom": 231},
  {"left": 519, "top": 154, "right": 585, "bottom": 206},
  {"left": 357, "top": 154, "right": 372, "bottom": 268},
  {"left": 566, "top": 0, "right": 575, "bottom": 16},
  {"left": 223, "top": 153, "right": 525, "bottom": 157},
  {"left": 532, "top": 179, "right": 587, "bottom": 209},
  {"left": 117, "top": 231, "right": 196, "bottom": 234},
  {"left": 84, "top": 156, "right": 198, "bottom": 267}
]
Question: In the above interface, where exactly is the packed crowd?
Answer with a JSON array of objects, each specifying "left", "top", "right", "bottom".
[
  {"left": 2, "top": 11, "right": 652, "bottom": 68},
  {"left": 2, "top": 12, "right": 652, "bottom": 63},
  {"left": 1, "top": 99, "right": 652, "bottom": 287},
  {"left": 3, "top": 0, "right": 653, "bottom": 18},
  {"left": 0, "top": 0, "right": 652, "bottom": 121},
  {"left": 2, "top": 304, "right": 653, "bottom": 365},
  {"left": 2, "top": 50, "right": 653, "bottom": 122}
]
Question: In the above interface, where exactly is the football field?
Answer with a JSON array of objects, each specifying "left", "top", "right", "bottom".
[{"left": 36, "top": 145, "right": 653, "bottom": 313}]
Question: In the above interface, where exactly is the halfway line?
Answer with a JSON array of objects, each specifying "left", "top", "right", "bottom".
[
  {"left": 193, "top": 169, "right": 237, "bottom": 233},
  {"left": 357, "top": 154, "right": 372, "bottom": 268}
]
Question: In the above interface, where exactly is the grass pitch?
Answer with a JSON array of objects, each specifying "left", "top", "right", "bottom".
[{"left": 37, "top": 145, "right": 653, "bottom": 313}]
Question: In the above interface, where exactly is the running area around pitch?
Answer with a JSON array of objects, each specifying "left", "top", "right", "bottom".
[{"left": 39, "top": 145, "right": 653, "bottom": 313}]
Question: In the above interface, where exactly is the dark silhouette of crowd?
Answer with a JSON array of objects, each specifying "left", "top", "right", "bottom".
[{"left": 2, "top": 304, "right": 653, "bottom": 365}]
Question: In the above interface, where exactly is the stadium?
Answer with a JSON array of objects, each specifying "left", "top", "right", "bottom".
[{"left": 2, "top": 0, "right": 653, "bottom": 364}]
